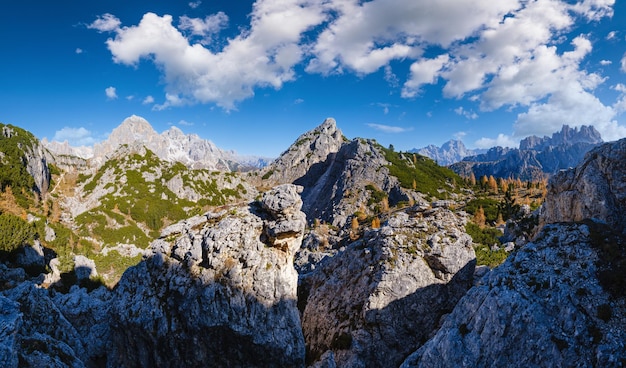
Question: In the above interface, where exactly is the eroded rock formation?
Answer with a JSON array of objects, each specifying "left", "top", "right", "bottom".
[{"left": 301, "top": 207, "right": 476, "bottom": 367}]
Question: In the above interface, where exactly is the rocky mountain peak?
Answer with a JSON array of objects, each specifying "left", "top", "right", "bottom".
[
  {"left": 411, "top": 139, "right": 484, "bottom": 166},
  {"left": 90, "top": 116, "right": 232, "bottom": 171},
  {"left": 261, "top": 117, "right": 345, "bottom": 184},
  {"left": 519, "top": 124, "right": 603, "bottom": 150}
]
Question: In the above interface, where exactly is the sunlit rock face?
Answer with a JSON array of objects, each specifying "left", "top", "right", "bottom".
[
  {"left": 301, "top": 207, "right": 476, "bottom": 367},
  {"left": 543, "top": 138, "right": 626, "bottom": 234},
  {"left": 107, "top": 184, "right": 307, "bottom": 367}
]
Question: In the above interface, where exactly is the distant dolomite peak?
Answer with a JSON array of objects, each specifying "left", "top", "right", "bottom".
[{"left": 91, "top": 115, "right": 232, "bottom": 170}]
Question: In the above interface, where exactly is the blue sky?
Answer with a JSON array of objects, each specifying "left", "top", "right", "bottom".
[{"left": 1, "top": 0, "right": 626, "bottom": 157}]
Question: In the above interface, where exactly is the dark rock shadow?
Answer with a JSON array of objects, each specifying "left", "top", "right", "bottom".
[
  {"left": 300, "top": 245, "right": 475, "bottom": 367},
  {"left": 106, "top": 254, "right": 305, "bottom": 368}
]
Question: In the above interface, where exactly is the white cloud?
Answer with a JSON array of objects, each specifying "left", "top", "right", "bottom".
[
  {"left": 99, "top": 3, "right": 326, "bottom": 110},
  {"left": 621, "top": 53, "right": 626, "bottom": 72},
  {"left": 177, "top": 120, "right": 194, "bottom": 126},
  {"left": 142, "top": 95, "right": 155, "bottom": 104},
  {"left": 126, "top": 95, "right": 134, "bottom": 100},
  {"left": 372, "top": 102, "right": 393, "bottom": 114},
  {"left": 612, "top": 83, "right": 626, "bottom": 93},
  {"left": 179, "top": 13, "right": 228, "bottom": 45},
  {"left": 75, "top": 48, "right": 83, "bottom": 54},
  {"left": 475, "top": 134, "right": 517, "bottom": 149},
  {"left": 606, "top": 31, "right": 617, "bottom": 40},
  {"left": 189, "top": 1, "right": 201, "bottom": 9},
  {"left": 307, "top": 0, "right": 518, "bottom": 75},
  {"left": 367, "top": 123, "right": 412, "bottom": 133},
  {"left": 105, "top": 86, "right": 118, "bottom": 100},
  {"left": 600, "top": 60, "right": 612, "bottom": 65},
  {"left": 402, "top": 55, "right": 449, "bottom": 98},
  {"left": 53, "top": 127, "right": 97, "bottom": 146},
  {"left": 513, "top": 86, "right": 619, "bottom": 140},
  {"left": 88, "top": 13, "right": 121, "bottom": 32},
  {"left": 89, "top": 0, "right": 619, "bottom": 140},
  {"left": 294, "top": 98, "right": 304, "bottom": 104},
  {"left": 453, "top": 131, "right": 467, "bottom": 140},
  {"left": 454, "top": 106, "right": 478, "bottom": 120}
]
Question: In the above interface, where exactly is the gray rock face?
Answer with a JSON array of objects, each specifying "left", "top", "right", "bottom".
[
  {"left": 1, "top": 283, "right": 87, "bottom": 368},
  {"left": 298, "top": 138, "right": 410, "bottom": 227},
  {"left": 107, "top": 184, "right": 307, "bottom": 367},
  {"left": 402, "top": 222, "right": 626, "bottom": 368},
  {"left": 543, "top": 138, "right": 626, "bottom": 233},
  {"left": 301, "top": 207, "right": 475, "bottom": 367},
  {"left": 262, "top": 118, "right": 345, "bottom": 185}
]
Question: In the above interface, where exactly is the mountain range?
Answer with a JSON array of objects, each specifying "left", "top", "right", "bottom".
[
  {"left": 450, "top": 125, "right": 603, "bottom": 181},
  {"left": 1, "top": 117, "right": 625, "bottom": 367},
  {"left": 43, "top": 115, "right": 271, "bottom": 171},
  {"left": 410, "top": 140, "right": 486, "bottom": 166}
]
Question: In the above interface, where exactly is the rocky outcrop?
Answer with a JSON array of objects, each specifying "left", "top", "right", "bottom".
[
  {"left": 543, "top": 138, "right": 626, "bottom": 233},
  {"left": 0, "top": 282, "right": 87, "bottom": 367},
  {"left": 297, "top": 138, "right": 410, "bottom": 227},
  {"left": 411, "top": 140, "right": 484, "bottom": 166},
  {"left": 1, "top": 124, "right": 51, "bottom": 194},
  {"left": 107, "top": 184, "right": 307, "bottom": 367},
  {"left": 301, "top": 206, "right": 475, "bottom": 367},
  {"left": 261, "top": 118, "right": 345, "bottom": 185},
  {"left": 451, "top": 125, "right": 603, "bottom": 180},
  {"left": 402, "top": 222, "right": 626, "bottom": 367}
]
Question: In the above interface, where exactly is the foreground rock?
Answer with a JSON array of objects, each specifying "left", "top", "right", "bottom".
[
  {"left": 402, "top": 222, "right": 626, "bottom": 367},
  {"left": 543, "top": 138, "right": 626, "bottom": 233},
  {"left": 301, "top": 206, "right": 475, "bottom": 367},
  {"left": 107, "top": 184, "right": 307, "bottom": 367}
]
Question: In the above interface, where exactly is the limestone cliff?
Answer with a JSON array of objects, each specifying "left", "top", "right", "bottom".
[
  {"left": 402, "top": 222, "right": 626, "bottom": 367},
  {"left": 107, "top": 184, "right": 307, "bottom": 367},
  {"left": 542, "top": 138, "right": 626, "bottom": 233},
  {"left": 301, "top": 206, "right": 475, "bottom": 367}
]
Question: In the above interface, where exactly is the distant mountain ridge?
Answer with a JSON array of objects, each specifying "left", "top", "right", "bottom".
[
  {"left": 43, "top": 115, "right": 271, "bottom": 171},
  {"left": 410, "top": 140, "right": 486, "bottom": 166},
  {"left": 450, "top": 125, "right": 603, "bottom": 181}
]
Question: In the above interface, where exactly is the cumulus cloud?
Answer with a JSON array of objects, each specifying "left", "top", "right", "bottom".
[
  {"left": 53, "top": 127, "right": 98, "bottom": 146},
  {"left": 600, "top": 60, "right": 612, "bottom": 65},
  {"left": 89, "top": 0, "right": 622, "bottom": 141},
  {"left": 621, "top": 53, "right": 626, "bottom": 72},
  {"left": 294, "top": 98, "right": 304, "bottom": 104},
  {"left": 475, "top": 133, "right": 517, "bottom": 149},
  {"left": 88, "top": 13, "right": 121, "bottom": 32},
  {"left": 97, "top": 3, "right": 326, "bottom": 110},
  {"left": 453, "top": 131, "right": 467, "bottom": 140},
  {"left": 142, "top": 95, "right": 155, "bottom": 104},
  {"left": 75, "top": 48, "right": 83, "bottom": 54},
  {"left": 454, "top": 106, "right": 478, "bottom": 120},
  {"left": 179, "top": 13, "right": 228, "bottom": 44},
  {"left": 189, "top": 1, "right": 201, "bottom": 9},
  {"left": 105, "top": 86, "right": 118, "bottom": 100},
  {"left": 367, "top": 123, "right": 412, "bottom": 133},
  {"left": 612, "top": 83, "right": 626, "bottom": 93}
]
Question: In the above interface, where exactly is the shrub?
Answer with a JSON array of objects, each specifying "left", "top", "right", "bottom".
[{"left": 0, "top": 213, "right": 35, "bottom": 254}]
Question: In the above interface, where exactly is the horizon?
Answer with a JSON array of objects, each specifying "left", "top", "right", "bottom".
[{"left": 2, "top": 0, "right": 626, "bottom": 157}]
